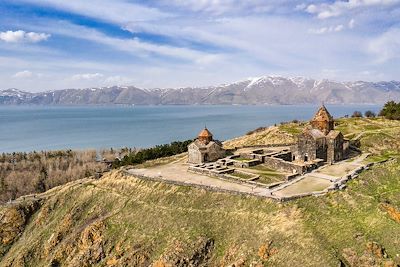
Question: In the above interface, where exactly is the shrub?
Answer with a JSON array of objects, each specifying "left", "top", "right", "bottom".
[
  {"left": 113, "top": 139, "right": 193, "bottom": 168},
  {"left": 246, "top": 127, "right": 268, "bottom": 135},
  {"left": 364, "top": 110, "right": 376, "bottom": 118},
  {"left": 351, "top": 111, "right": 363, "bottom": 118}
]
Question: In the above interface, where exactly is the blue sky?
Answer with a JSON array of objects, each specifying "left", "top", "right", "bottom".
[{"left": 0, "top": 0, "right": 399, "bottom": 92}]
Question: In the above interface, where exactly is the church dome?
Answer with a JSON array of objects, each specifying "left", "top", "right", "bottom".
[
  {"left": 312, "top": 105, "right": 333, "bottom": 122},
  {"left": 198, "top": 128, "right": 213, "bottom": 138},
  {"left": 311, "top": 105, "right": 334, "bottom": 135},
  {"left": 198, "top": 127, "right": 213, "bottom": 144}
]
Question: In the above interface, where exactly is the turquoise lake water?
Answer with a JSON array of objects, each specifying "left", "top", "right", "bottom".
[{"left": 0, "top": 105, "right": 381, "bottom": 153}]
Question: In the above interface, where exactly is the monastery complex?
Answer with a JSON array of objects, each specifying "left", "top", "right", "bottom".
[{"left": 188, "top": 105, "right": 350, "bottom": 177}]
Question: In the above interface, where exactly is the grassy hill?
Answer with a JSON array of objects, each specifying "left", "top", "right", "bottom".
[{"left": 1, "top": 118, "right": 400, "bottom": 266}]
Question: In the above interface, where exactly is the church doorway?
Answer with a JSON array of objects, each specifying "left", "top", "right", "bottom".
[
  {"left": 203, "top": 153, "right": 209, "bottom": 162},
  {"left": 304, "top": 154, "right": 308, "bottom": 162}
]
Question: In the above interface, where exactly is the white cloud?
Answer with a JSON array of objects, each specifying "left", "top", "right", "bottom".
[
  {"left": 348, "top": 19, "right": 355, "bottom": 29},
  {"left": 13, "top": 70, "right": 34, "bottom": 78},
  {"left": 306, "top": 0, "right": 400, "bottom": 19},
  {"left": 0, "top": 30, "right": 50, "bottom": 43},
  {"left": 309, "top": 24, "right": 344, "bottom": 34},
  {"left": 71, "top": 73, "right": 104, "bottom": 81},
  {"left": 28, "top": 20, "right": 221, "bottom": 63},
  {"left": 157, "top": 0, "right": 276, "bottom": 15},
  {"left": 368, "top": 27, "right": 400, "bottom": 63}
]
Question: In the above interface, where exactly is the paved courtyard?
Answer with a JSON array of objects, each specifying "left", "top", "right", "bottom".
[
  {"left": 126, "top": 153, "right": 371, "bottom": 200},
  {"left": 127, "top": 161, "right": 274, "bottom": 197}
]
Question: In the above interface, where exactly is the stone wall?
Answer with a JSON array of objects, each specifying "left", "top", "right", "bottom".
[
  {"left": 188, "top": 147, "right": 203, "bottom": 164},
  {"left": 263, "top": 157, "right": 305, "bottom": 175},
  {"left": 292, "top": 134, "right": 317, "bottom": 162},
  {"left": 273, "top": 151, "right": 292, "bottom": 161},
  {"left": 232, "top": 159, "right": 261, "bottom": 168}
]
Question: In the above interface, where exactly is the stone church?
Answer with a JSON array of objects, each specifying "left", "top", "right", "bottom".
[
  {"left": 292, "top": 105, "right": 348, "bottom": 164},
  {"left": 187, "top": 128, "right": 226, "bottom": 164}
]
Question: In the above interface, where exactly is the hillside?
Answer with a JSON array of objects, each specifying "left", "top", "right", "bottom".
[
  {"left": 225, "top": 117, "right": 400, "bottom": 158},
  {"left": 1, "top": 118, "right": 400, "bottom": 266},
  {"left": 1, "top": 77, "right": 400, "bottom": 105}
]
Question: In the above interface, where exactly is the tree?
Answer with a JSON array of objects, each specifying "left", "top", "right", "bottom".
[
  {"left": 0, "top": 175, "right": 6, "bottom": 193},
  {"left": 364, "top": 110, "right": 376, "bottom": 118},
  {"left": 351, "top": 111, "right": 363, "bottom": 118},
  {"left": 379, "top": 101, "right": 400, "bottom": 120},
  {"left": 36, "top": 166, "right": 47, "bottom": 193}
]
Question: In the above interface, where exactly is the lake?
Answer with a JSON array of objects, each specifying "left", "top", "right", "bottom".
[{"left": 0, "top": 104, "right": 381, "bottom": 153}]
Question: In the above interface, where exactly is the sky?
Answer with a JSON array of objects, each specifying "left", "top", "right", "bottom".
[{"left": 0, "top": 0, "right": 399, "bottom": 92}]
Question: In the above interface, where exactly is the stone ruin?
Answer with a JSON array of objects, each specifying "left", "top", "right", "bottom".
[{"left": 187, "top": 105, "right": 351, "bottom": 181}]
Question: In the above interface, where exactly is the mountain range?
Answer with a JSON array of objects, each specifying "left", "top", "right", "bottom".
[{"left": 1, "top": 76, "right": 400, "bottom": 105}]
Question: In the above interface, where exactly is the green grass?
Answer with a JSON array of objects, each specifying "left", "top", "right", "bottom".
[
  {"left": 278, "top": 123, "right": 304, "bottom": 135},
  {"left": 295, "top": 160, "right": 400, "bottom": 263},
  {"left": 230, "top": 171, "right": 254, "bottom": 180},
  {"left": 248, "top": 165, "right": 285, "bottom": 184},
  {"left": 130, "top": 153, "right": 186, "bottom": 168}
]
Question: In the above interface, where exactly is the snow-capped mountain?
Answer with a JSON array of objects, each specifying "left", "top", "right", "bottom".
[{"left": 1, "top": 76, "right": 400, "bottom": 105}]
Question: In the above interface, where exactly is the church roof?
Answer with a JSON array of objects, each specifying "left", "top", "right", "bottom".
[
  {"left": 312, "top": 105, "right": 333, "bottom": 122},
  {"left": 327, "top": 130, "right": 342, "bottom": 139},
  {"left": 190, "top": 139, "right": 220, "bottom": 149},
  {"left": 303, "top": 128, "right": 325, "bottom": 139},
  {"left": 198, "top": 127, "right": 213, "bottom": 138}
]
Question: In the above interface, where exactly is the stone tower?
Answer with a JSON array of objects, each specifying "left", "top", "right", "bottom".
[
  {"left": 197, "top": 127, "right": 213, "bottom": 145},
  {"left": 310, "top": 105, "right": 334, "bottom": 135}
]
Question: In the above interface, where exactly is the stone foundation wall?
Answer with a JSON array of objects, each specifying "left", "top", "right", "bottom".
[
  {"left": 263, "top": 157, "right": 306, "bottom": 175},
  {"left": 273, "top": 151, "right": 292, "bottom": 161},
  {"left": 232, "top": 159, "right": 261, "bottom": 168}
]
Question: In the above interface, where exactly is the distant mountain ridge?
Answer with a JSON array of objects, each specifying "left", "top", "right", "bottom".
[{"left": 2, "top": 76, "right": 400, "bottom": 105}]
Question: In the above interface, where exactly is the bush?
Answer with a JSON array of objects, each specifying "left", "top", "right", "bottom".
[
  {"left": 351, "top": 111, "right": 363, "bottom": 118},
  {"left": 113, "top": 139, "right": 193, "bottom": 168},
  {"left": 379, "top": 101, "right": 400, "bottom": 120},
  {"left": 364, "top": 110, "right": 376, "bottom": 118},
  {"left": 246, "top": 127, "right": 268, "bottom": 135}
]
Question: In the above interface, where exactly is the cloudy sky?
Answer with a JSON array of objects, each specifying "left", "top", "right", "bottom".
[{"left": 0, "top": 0, "right": 399, "bottom": 92}]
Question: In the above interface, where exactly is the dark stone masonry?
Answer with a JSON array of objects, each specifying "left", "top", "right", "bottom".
[{"left": 187, "top": 105, "right": 350, "bottom": 177}]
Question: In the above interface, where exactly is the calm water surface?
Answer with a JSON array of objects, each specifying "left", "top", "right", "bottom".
[{"left": 0, "top": 105, "right": 381, "bottom": 153}]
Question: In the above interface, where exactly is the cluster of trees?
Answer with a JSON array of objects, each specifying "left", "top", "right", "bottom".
[
  {"left": 348, "top": 101, "right": 400, "bottom": 120},
  {"left": 379, "top": 101, "right": 400, "bottom": 120},
  {"left": 0, "top": 149, "right": 123, "bottom": 204},
  {"left": 350, "top": 110, "right": 376, "bottom": 118},
  {"left": 0, "top": 140, "right": 192, "bottom": 203},
  {"left": 113, "top": 140, "right": 193, "bottom": 168}
]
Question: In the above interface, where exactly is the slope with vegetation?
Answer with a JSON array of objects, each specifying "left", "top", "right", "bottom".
[
  {"left": 0, "top": 150, "right": 119, "bottom": 204},
  {"left": 1, "top": 117, "right": 400, "bottom": 266}
]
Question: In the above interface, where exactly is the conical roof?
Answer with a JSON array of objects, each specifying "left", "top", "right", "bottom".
[
  {"left": 312, "top": 105, "right": 333, "bottom": 121},
  {"left": 198, "top": 127, "right": 213, "bottom": 138}
]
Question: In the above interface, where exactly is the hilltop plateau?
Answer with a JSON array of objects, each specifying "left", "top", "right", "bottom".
[{"left": 1, "top": 117, "right": 400, "bottom": 266}]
